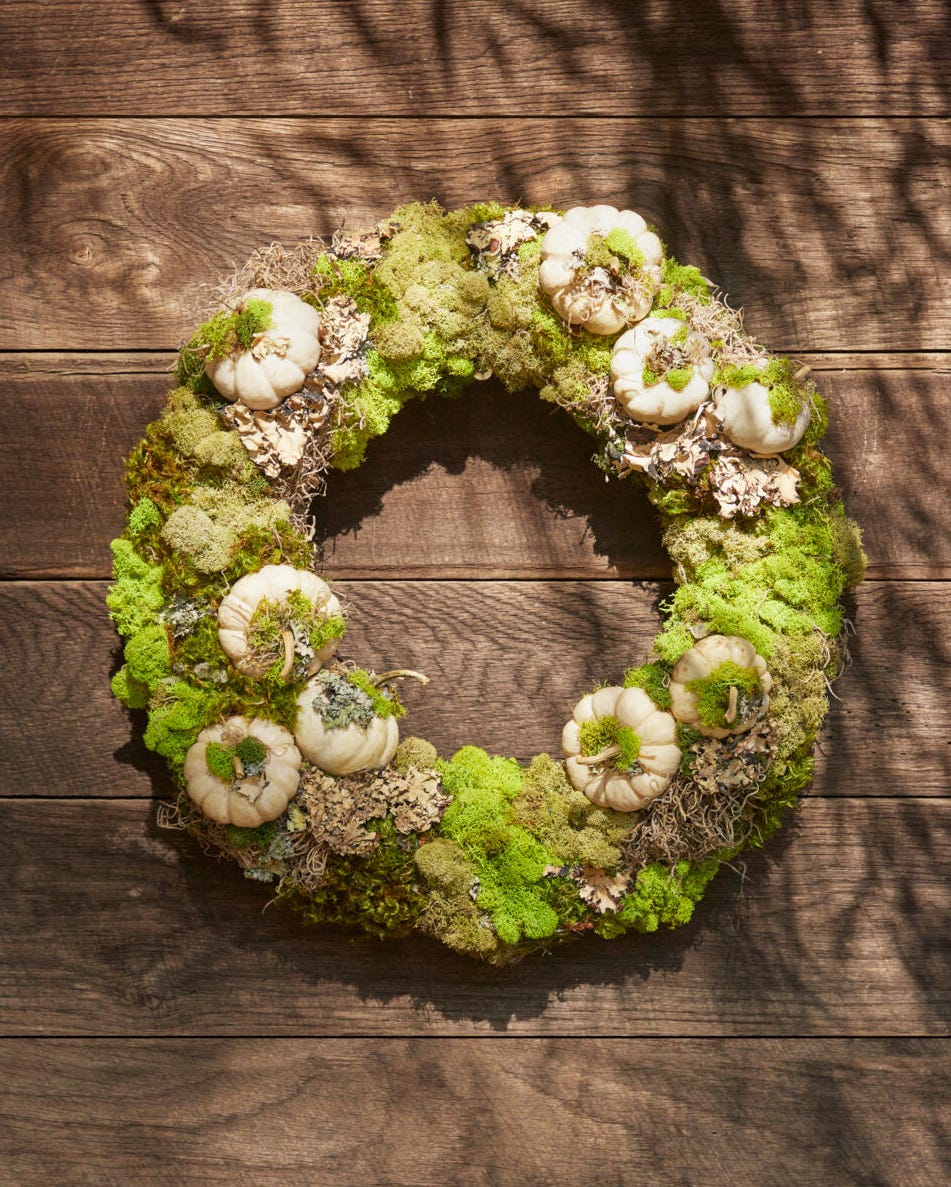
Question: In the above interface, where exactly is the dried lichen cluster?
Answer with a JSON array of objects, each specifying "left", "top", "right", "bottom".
[{"left": 110, "top": 201, "right": 864, "bottom": 964}]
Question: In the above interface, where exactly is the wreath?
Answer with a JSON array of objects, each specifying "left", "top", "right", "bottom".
[{"left": 108, "top": 201, "right": 865, "bottom": 964}]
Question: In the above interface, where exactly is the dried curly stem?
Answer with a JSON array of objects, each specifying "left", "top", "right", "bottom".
[
  {"left": 574, "top": 744, "right": 621, "bottom": 767},
  {"left": 371, "top": 669, "right": 430, "bottom": 687},
  {"left": 279, "top": 629, "right": 296, "bottom": 682}
]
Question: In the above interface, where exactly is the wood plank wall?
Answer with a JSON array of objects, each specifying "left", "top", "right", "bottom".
[{"left": 1, "top": 3, "right": 948, "bottom": 1182}]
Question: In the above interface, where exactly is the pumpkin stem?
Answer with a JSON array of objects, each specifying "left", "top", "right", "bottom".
[
  {"left": 725, "top": 685, "right": 739, "bottom": 724},
  {"left": 574, "top": 743, "right": 622, "bottom": 766},
  {"left": 279, "top": 628, "right": 296, "bottom": 682},
  {"left": 232, "top": 755, "right": 245, "bottom": 779},
  {"left": 372, "top": 669, "right": 430, "bottom": 687},
  {"left": 794, "top": 365, "right": 811, "bottom": 382}
]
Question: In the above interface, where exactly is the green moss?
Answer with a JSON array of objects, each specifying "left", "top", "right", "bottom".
[
  {"left": 665, "top": 367, "right": 693, "bottom": 392},
  {"left": 295, "top": 819, "right": 427, "bottom": 939},
  {"left": 613, "top": 858, "right": 719, "bottom": 933},
  {"left": 623, "top": 661, "right": 672, "bottom": 710},
  {"left": 346, "top": 670, "right": 405, "bottom": 720},
  {"left": 415, "top": 834, "right": 501, "bottom": 959},
  {"left": 656, "top": 257, "right": 711, "bottom": 307},
  {"left": 177, "top": 298, "right": 273, "bottom": 389},
  {"left": 578, "top": 715, "right": 641, "bottom": 771},
  {"left": 314, "top": 255, "right": 397, "bottom": 321},
  {"left": 584, "top": 229, "right": 644, "bottom": 273},
  {"left": 111, "top": 665, "right": 150, "bottom": 710},
  {"left": 435, "top": 747, "right": 595, "bottom": 947},
  {"left": 372, "top": 319, "right": 426, "bottom": 361},
  {"left": 675, "top": 723, "right": 702, "bottom": 776},
  {"left": 124, "top": 623, "right": 172, "bottom": 687},
  {"left": 225, "top": 820, "right": 279, "bottom": 851},
  {"left": 602, "top": 226, "right": 645, "bottom": 267},
  {"left": 829, "top": 509, "right": 867, "bottom": 589},
  {"left": 512, "top": 753, "right": 631, "bottom": 870},
  {"left": 310, "top": 614, "right": 346, "bottom": 653},
  {"left": 143, "top": 681, "right": 224, "bottom": 776},
  {"left": 394, "top": 736, "right": 439, "bottom": 773},
  {"left": 106, "top": 539, "right": 166, "bottom": 638},
  {"left": 652, "top": 620, "right": 696, "bottom": 665},
  {"left": 414, "top": 836, "right": 476, "bottom": 897},
  {"left": 162, "top": 506, "right": 234, "bottom": 573},
  {"left": 234, "top": 736, "right": 267, "bottom": 767},
  {"left": 715, "top": 357, "right": 809, "bottom": 427},
  {"left": 687, "top": 660, "right": 764, "bottom": 730},
  {"left": 205, "top": 741, "right": 235, "bottom": 781},
  {"left": 127, "top": 497, "right": 163, "bottom": 539},
  {"left": 161, "top": 485, "right": 293, "bottom": 576}
]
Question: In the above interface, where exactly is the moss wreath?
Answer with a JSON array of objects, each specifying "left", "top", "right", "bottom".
[{"left": 109, "top": 201, "right": 865, "bottom": 965}]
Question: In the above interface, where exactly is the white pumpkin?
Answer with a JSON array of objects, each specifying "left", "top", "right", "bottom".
[
  {"left": 669, "top": 635, "right": 773, "bottom": 738},
  {"left": 183, "top": 715, "right": 302, "bottom": 827},
  {"left": 714, "top": 369, "right": 812, "bottom": 455},
  {"left": 611, "top": 316, "right": 715, "bottom": 424},
  {"left": 218, "top": 564, "right": 342, "bottom": 680},
  {"left": 205, "top": 288, "right": 320, "bottom": 410},
  {"left": 295, "top": 674, "right": 399, "bottom": 775},
  {"left": 562, "top": 686, "right": 681, "bottom": 813},
  {"left": 539, "top": 205, "right": 663, "bottom": 335}
]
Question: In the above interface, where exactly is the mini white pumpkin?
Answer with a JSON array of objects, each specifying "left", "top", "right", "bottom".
[
  {"left": 295, "top": 672, "right": 399, "bottom": 775},
  {"left": 714, "top": 366, "right": 812, "bottom": 455},
  {"left": 205, "top": 288, "right": 320, "bottom": 410},
  {"left": 218, "top": 564, "right": 343, "bottom": 680},
  {"left": 611, "top": 316, "right": 715, "bottom": 424},
  {"left": 562, "top": 685, "right": 681, "bottom": 813},
  {"left": 539, "top": 205, "right": 663, "bottom": 335},
  {"left": 669, "top": 635, "right": 773, "bottom": 738},
  {"left": 183, "top": 715, "right": 302, "bottom": 827}
]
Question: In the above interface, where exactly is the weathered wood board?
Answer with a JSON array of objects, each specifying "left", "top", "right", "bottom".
[
  {"left": 1, "top": 0, "right": 948, "bottom": 1177},
  {"left": 1, "top": 1039, "right": 947, "bottom": 1187},
  {"left": 1, "top": 354, "right": 949, "bottom": 579},
  {"left": 3, "top": 0, "right": 950, "bottom": 116},
  {"left": 1, "top": 579, "right": 947, "bottom": 795},
  {"left": 2, "top": 120, "right": 949, "bottom": 351},
  {"left": 2, "top": 798, "right": 948, "bottom": 1036}
]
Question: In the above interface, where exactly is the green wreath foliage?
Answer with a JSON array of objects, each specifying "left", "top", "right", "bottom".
[{"left": 108, "top": 201, "right": 864, "bottom": 964}]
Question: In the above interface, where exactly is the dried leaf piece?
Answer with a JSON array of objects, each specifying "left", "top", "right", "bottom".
[
  {"left": 613, "top": 401, "right": 801, "bottom": 518},
  {"left": 707, "top": 455, "right": 801, "bottom": 518},
  {"left": 573, "top": 864, "right": 633, "bottom": 913},
  {"left": 688, "top": 721, "right": 775, "bottom": 798},
  {"left": 330, "top": 228, "right": 386, "bottom": 263},
  {"left": 293, "top": 761, "right": 448, "bottom": 859},
  {"left": 316, "top": 295, "right": 371, "bottom": 389},
  {"left": 543, "top": 863, "right": 633, "bottom": 914},
  {"left": 467, "top": 210, "right": 559, "bottom": 280}
]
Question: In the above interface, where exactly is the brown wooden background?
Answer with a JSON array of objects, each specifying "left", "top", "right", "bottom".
[{"left": 1, "top": 2, "right": 949, "bottom": 1183}]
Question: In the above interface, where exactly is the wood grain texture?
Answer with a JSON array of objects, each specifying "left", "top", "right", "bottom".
[
  {"left": 0, "top": 580, "right": 947, "bottom": 797},
  {"left": 2, "top": 0, "right": 948, "bottom": 1172},
  {"left": 2, "top": 0, "right": 950, "bottom": 117},
  {"left": 2, "top": 354, "right": 949, "bottom": 580},
  {"left": 2, "top": 119, "right": 949, "bottom": 351},
  {"left": 1, "top": 1039, "right": 947, "bottom": 1187},
  {"left": 1, "top": 797, "right": 947, "bottom": 1036}
]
